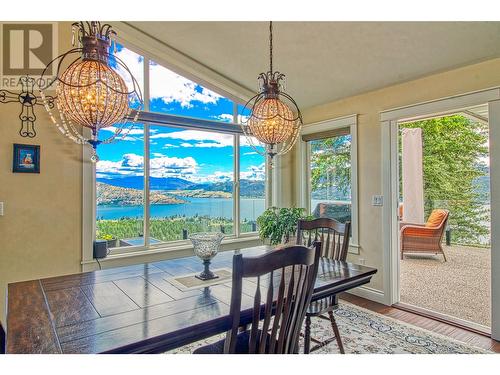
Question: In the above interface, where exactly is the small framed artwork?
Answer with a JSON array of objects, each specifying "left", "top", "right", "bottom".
[{"left": 13, "top": 144, "right": 40, "bottom": 173}]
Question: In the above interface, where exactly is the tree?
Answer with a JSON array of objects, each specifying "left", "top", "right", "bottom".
[
  {"left": 310, "top": 135, "right": 351, "bottom": 200},
  {"left": 400, "top": 115, "right": 489, "bottom": 245}
]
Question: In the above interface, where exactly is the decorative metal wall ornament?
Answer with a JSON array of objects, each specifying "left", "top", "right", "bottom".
[
  {"left": 241, "top": 21, "right": 303, "bottom": 166},
  {"left": 38, "top": 21, "right": 143, "bottom": 162},
  {"left": 0, "top": 76, "right": 55, "bottom": 138}
]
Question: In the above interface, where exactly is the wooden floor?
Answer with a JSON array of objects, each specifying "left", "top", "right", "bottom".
[{"left": 341, "top": 293, "right": 500, "bottom": 353}]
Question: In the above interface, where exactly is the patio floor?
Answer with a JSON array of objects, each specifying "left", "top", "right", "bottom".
[{"left": 400, "top": 244, "right": 491, "bottom": 327}]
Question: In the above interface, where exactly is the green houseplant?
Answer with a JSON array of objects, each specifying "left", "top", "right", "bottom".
[{"left": 257, "top": 207, "right": 310, "bottom": 245}]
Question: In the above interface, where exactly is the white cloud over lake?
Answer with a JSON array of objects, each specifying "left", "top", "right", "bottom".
[
  {"left": 241, "top": 163, "right": 266, "bottom": 181},
  {"left": 96, "top": 153, "right": 198, "bottom": 178},
  {"left": 97, "top": 153, "right": 265, "bottom": 184}
]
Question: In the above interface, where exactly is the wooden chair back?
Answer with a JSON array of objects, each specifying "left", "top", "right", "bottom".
[
  {"left": 224, "top": 243, "right": 322, "bottom": 354},
  {"left": 1, "top": 322, "right": 5, "bottom": 354},
  {"left": 296, "top": 218, "right": 351, "bottom": 261}
]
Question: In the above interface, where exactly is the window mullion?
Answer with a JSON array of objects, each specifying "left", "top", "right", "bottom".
[
  {"left": 233, "top": 102, "right": 240, "bottom": 238},
  {"left": 143, "top": 56, "right": 150, "bottom": 111},
  {"left": 143, "top": 56, "right": 150, "bottom": 248},
  {"left": 144, "top": 123, "right": 150, "bottom": 248},
  {"left": 234, "top": 134, "right": 240, "bottom": 238},
  {"left": 305, "top": 141, "right": 312, "bottom": 215}
]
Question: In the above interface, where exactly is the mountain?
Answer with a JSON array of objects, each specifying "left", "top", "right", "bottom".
[
  {"left": 97, "top": 176, "right": 196, "bottom": 190},
  {"left": 96, "top": 182, "right": 185, "bottom": 206},
  {"left": 239, "top": 179, "right": 265, "bottom": 198},
  {"left": 182, "top": 179, "right": 265, "bottom": 197},
  {"left": 167, "top": 189, "right": 232, "bottom": 198},
  {"left": 97, "top": 176, "right": 265, "bottom": 198}
]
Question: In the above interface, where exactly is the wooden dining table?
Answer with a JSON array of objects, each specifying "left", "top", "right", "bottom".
[{"left": 6, "top": 245, "right": 377, "bottom": 354}]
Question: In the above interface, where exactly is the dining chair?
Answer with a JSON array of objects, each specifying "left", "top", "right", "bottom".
[
  {"left": 1, "top": 322, "right": 5, "bottom": 354},
  {"left": 296, "top": 217, "right": 351, "bottom": 354},
  {"left": 193, "top": 242, "right": 322, "bottom": 354}
]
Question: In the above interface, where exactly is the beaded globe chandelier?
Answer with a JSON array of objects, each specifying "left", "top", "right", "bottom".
[
  {"left": 39, "top": 21, "right": 143, "bottom": 162},
  {"left": 241, "top": 22, "right": 303, "bottom": 165}
]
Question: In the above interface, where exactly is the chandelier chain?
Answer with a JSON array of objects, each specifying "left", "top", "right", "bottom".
[{"left": 269, "top": 21, "right": 273, "bottom": 73}]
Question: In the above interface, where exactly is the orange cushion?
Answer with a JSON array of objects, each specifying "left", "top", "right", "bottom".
[
  {"left": 402, "top": 226, "right": 434, "bottom": 237},
  {"left": 425, "top": 209, "right": 447, "bottom": 227}
]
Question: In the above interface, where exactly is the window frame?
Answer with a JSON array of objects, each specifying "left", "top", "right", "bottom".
[
  {"left": 83, "top": 40, "right": 269, "bottom": 260},
  {"left": 298, "top": 114, "right": 359, "bottom": 252}
]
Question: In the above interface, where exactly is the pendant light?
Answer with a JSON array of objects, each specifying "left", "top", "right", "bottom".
[{"left": 241, "top": 21, "right": 303, "bottom": 166}]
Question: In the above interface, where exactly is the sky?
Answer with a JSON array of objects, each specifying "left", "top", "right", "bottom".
[{"left": 97, "top": 45, "right": 265, "bottom": 184}]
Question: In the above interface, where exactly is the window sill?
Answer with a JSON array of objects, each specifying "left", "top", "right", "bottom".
[
  {"left": 81, "top": 235, "right": 263, "bottom": 266},
  {"left": 348, "top": 243, "right": 361, "bottom": 255}
]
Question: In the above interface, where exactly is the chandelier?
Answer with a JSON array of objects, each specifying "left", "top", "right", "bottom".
[
  {"left": 39, "top": 21, "right": 143, "bottom": 162},
  {"left": 241, "top": 21, "right": 303, "bottom": 165}
]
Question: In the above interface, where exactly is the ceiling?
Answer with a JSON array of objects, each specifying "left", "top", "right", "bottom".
[{"left": 126, "top": 22, "right": 500, "bottom": 109}]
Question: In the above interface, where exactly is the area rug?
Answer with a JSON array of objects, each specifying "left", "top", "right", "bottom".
[{"left": 166, "top": 301, "right": 491, "bottom": 354}]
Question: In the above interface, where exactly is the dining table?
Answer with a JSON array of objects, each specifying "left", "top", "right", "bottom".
[{"left": 5, "top": 245, "right": 377, "bottom": 354}]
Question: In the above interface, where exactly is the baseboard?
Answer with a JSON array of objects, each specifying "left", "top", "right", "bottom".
[{"left": 345, "top": 286, "right": 387, "bottom": 305}]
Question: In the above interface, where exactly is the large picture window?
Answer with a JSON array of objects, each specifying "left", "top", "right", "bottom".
[
  {"left": 309, "top": 133, "right": 352, "bottom": 223},
  {"left": 96, "top": 124, "right": 145, "bottom": 248},
  {"left": 302, "top": 115, "right": 358, "bottom": 249},
  {"left": 240, "top": 136, "right": 266, "bottom": 233},
  {"left": 148, "top": 125, "right": 235, "bottom": 243},
  {"left": 93, "top": 44, "right": 267, "bottom": 252}
]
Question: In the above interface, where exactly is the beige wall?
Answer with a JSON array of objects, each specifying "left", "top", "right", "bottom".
[
  {"left": 0, "top": 22, "right": 83, "bottom": 325},
  {"left": 2, "top": 22, "right": 500, "bottom": 327},
  {"left": 290, "top": 57, "right": 500, "bottom": 294}
]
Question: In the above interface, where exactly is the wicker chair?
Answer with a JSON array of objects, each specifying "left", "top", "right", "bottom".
[{"left": 400, "top": 209, "right": 449, "bottom": 262}]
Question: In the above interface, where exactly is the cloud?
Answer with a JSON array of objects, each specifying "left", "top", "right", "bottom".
[
  {"left": 150, "top": 156, "right": 197, "bottom": 177},
  {"left": 243, "top": 151, "right": 258, "bottom": 156},
  {"left": 238, "top": 114, "right": 250, "bottom": 123},
  {"left": 241, "top": 163, "right": 266, "bottom": 181},
  {"left": 212, "top": 113, "right": 234, "bottom": 123},
  {"left": 151, "top": 129, "right": 233, "bottom": 148},
  {"left": 122, "top": 153, "right": 143, "bottom": 167},
  {"left": 162, "top": 143, "right": 180, "bottom": 149},
  {"left": 113, "top": 48, "right": 144, "bottom": 102},
  {"left": 99, "top": 126, "right": 145, "bottom": 135},
  {"left": 96, "top": 154, "right": 143, "bottom": 177},
  {"left": 97, "top": 153, "right": 198, "bottom": 178},
  {"left": 97, "top": 154, "right": 264, "bottom": 184},
  {"left": 183, "top": 142, "right": 230, "bottom": 148},
  {"left": 99, "top": 125, "right": 146, "bottom": 142},
  {"left": 114, "top": 47, "right": 222, "bottom": 108},
  {"left": 240, "top": 135, "right": 264, "bottom": 148},
  {"left": 189, "top": 170, "right": 234, "bottom": 184}
]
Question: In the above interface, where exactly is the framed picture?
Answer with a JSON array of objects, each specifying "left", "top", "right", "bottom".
[{"left": 13, "top": 144, "right": 40, "bottom": 173}]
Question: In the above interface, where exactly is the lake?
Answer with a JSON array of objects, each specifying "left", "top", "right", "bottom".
[{"left": 97, "top": 197, "right": 266, "bottom": 221}]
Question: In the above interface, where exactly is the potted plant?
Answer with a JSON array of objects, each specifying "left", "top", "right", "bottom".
[{"left": 256, "top": 207, "right": 310, "bottom": 245}]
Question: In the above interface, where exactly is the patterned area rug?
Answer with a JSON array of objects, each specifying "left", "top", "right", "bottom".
[{"left": 167, "top": 301, "right": 491, "bottom": 354}]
